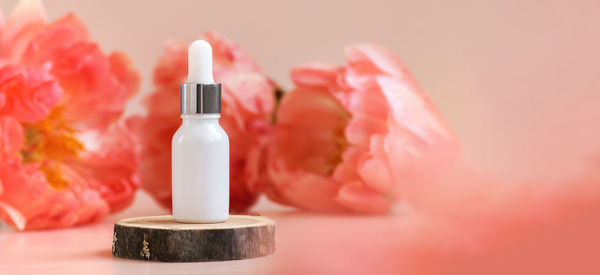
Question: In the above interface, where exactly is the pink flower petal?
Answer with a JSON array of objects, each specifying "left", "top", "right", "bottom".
[
  {"left": 126, "top": 103, "right": 177, "bottom": 209},
  {"left": 205, "top": 31, "right": 261, "bottom": 74},
  {"left": 291, "top": 63, "right": 339, "bottom": 89},
  {"left": 70, "top": 122, "right": 140, "bottom": 213},
  {"left": 0, "top": 157, "right": 112, "bottom": 231},
  {"left": 345, "top": 85, "right": 388, "bottom": 119},
  {"left": 271, "top": 88, "right": 350, "bottom": 176},
  {"left": 345, "top": 44, "right": 406, "bottom": 77},
  {"left": 0, "top": 116, "right": 23, "bottom": 156},
  {"left": 50, "top": 42, "right": 132, "bottom": 128},
  {"left": 0, "top": 63, "right": 62, "bottom": 123},
  {"left": 20, "top": 13, "right": 89, "bottom": 66},
  {"left": 344, "top": 114, "right": 387, "bottom": 146},
  {"left": 221, "top": 72, "right": 275, "bottom": 115},
  {"left": 335, "top": 181, "right": 392, "bottom": 214},
  {"left": 0, "top": 201, "right": 26, "bottom": 230},
  {"left": 153, "top": 39, "right": 187, "bottom": 88},
  {"left": 358, "top": 134, "right": 395, "bottom": 194},
  {"left": 108, "top": 52, "right": 140, "bottom": 98},
  {"left": 377, "top": 75, "right": 453, "bottom": 145},
  {"left": 0, "top": 0, "right": 47, "bottom": 61},
  {"left": 332, "top": 147, "right": 364, "bottom": 183},
  {"left": 267, "top": 159, "right": 346, "bottom": 212}
]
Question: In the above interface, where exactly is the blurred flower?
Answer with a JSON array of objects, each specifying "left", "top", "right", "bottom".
[
  {"left": 0, "top": 0, "right": 140, "bottom": 230},
  {"left": 266, "top": 45, "right": 458, "bottom": 213},
  {"left": 269, "top": 162, "right": 600, "bottom": 275},
  {"left": 130, "top": 32, "right": 277, "bottom": 212}
]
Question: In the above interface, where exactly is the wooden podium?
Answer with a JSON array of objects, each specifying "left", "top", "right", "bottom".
[{"left": 112, "top": 215, "right": 275, "bottom": 262}]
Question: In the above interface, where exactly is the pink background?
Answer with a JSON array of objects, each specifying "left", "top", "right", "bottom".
[
  {"left": 4, "top": 0, "right": 600, "bottom": 180},
  {"left": 2, "top": 0, "right": 599, "bottom": 179}
]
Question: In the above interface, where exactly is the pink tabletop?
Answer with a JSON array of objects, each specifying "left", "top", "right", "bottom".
[
  {"left": 0, "top": 192, "right": 406, "bottom": 275},
  {"left": 3, "top": 190, "right": 598, "bottom": 275}
]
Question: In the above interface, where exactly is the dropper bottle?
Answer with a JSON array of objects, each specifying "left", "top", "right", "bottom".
[{"left": 172, "top": 40, "right": 229, "bottom": 223}]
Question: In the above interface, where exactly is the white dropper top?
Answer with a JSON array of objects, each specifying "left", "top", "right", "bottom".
[{"left": 187, "top": 40, "right": 214, "bottom": 84}]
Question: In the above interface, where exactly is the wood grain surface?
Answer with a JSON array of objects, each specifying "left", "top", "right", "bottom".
[{"left": 112, "top": 215, "right": 275, "bottom": 262}]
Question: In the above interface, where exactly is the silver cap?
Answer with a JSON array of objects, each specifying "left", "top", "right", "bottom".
[{"left": 180, "top": 83, "right": 221, "bottom": 114}]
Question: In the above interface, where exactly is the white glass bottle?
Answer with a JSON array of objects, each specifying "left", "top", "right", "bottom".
[{"left": 172, "top": 40, "right": 229, "bottom": 223}]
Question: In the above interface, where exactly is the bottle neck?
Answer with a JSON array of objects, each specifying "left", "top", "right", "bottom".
[{"left": 181, "top": 114, "right": 220, "bottom": 125}]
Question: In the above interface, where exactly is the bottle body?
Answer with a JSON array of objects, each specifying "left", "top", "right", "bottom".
[{"left": 172, "top": 114, "right": 229, "bottom": 223}]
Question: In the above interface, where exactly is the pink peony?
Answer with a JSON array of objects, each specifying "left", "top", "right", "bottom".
[
  {"left": 130, "top": 32, "right": 277, "bottom": 212},
  {"left": 0, "top": 0, "right": 140, "bottom": 230},
  {"left": 266, "top": 45, "right": 458, "bottom": 213}
]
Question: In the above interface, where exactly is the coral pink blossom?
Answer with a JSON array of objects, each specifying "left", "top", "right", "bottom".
[
  {"left": 266, "top": 45, "right": 458, "bottom": 213},
  {"left": 0, "top": 0, "right": 140, "bottom": 230},
  {"left": 269, "top": 163, "right": 600, "bottom": 274},
  {"left": 130, "top": 32, "right": 276, "bottom": 211}
]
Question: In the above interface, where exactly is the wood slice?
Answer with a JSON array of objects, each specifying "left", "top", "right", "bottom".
[{"left": 112, "top": 215, "right": 275, "bottom": 262}]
